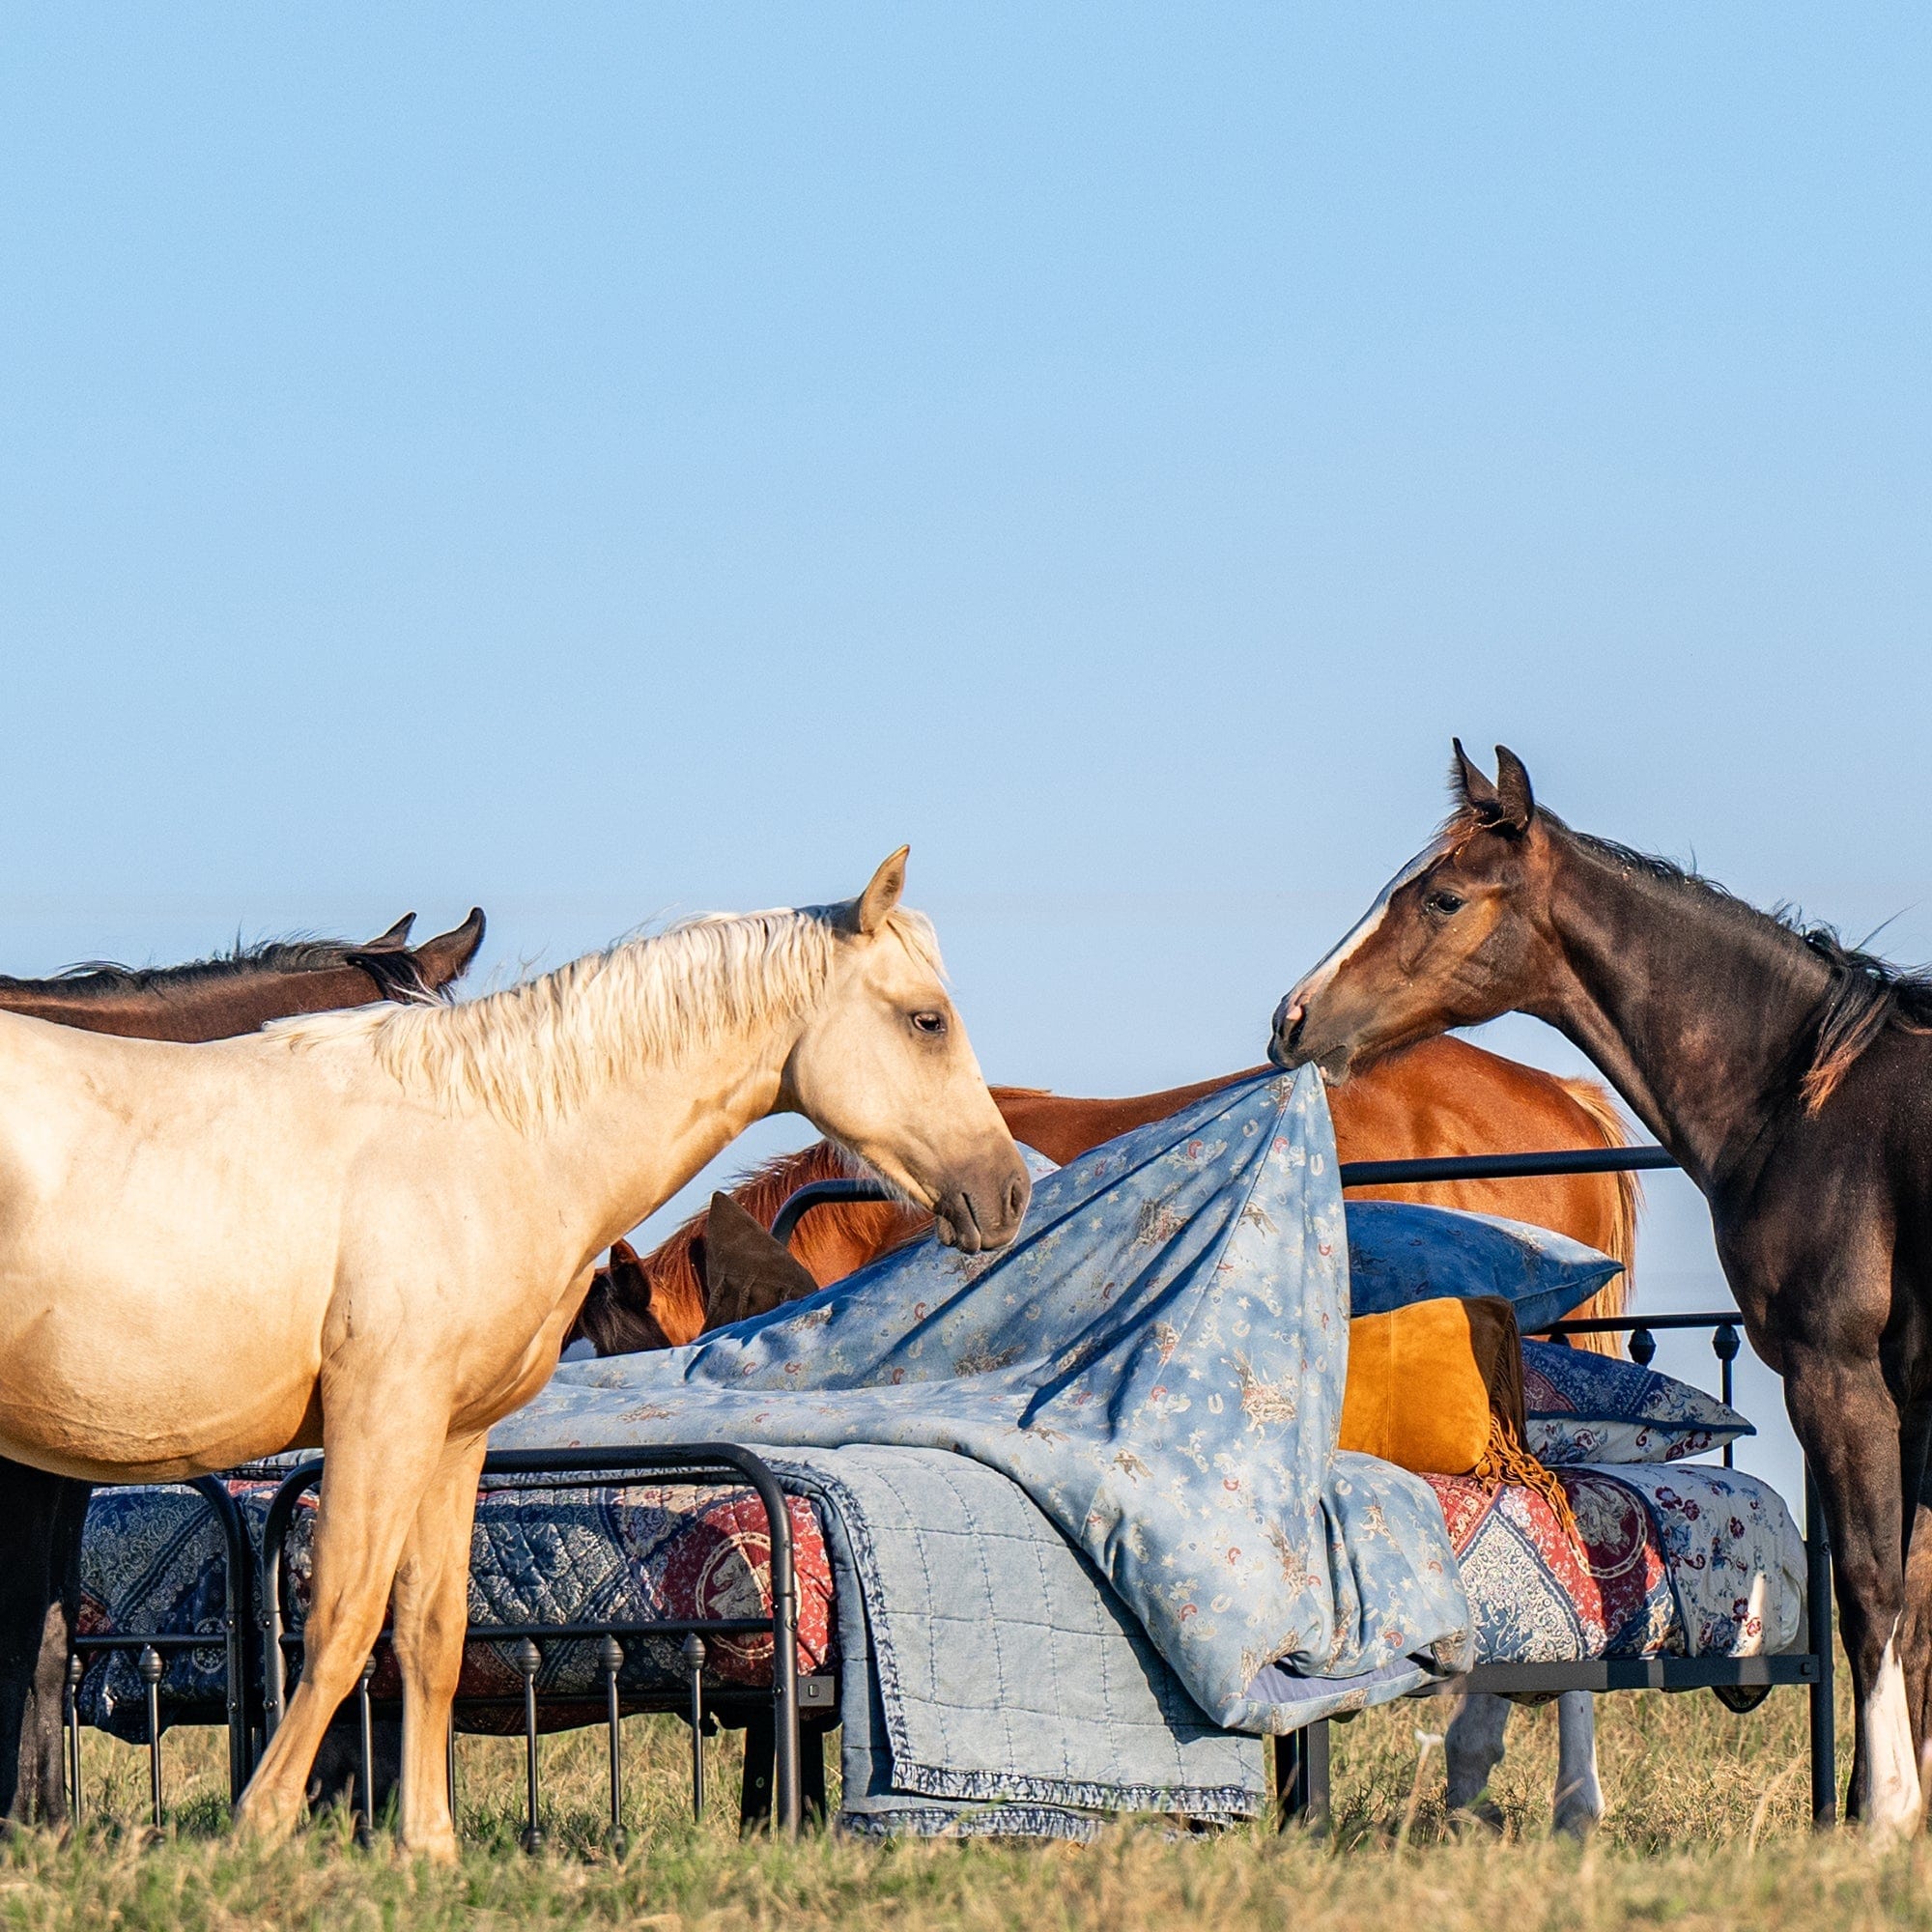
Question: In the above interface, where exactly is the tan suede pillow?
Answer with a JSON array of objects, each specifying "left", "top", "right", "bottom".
[{"left": 1339, "top": 1294, "right": 1571, "bottom": 1523}]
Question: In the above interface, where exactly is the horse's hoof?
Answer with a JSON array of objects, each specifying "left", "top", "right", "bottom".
[
  {"left": 401, "top": 1829, "right": 459, "bottom": 1864},
  {"left": 234, "top": 1791, "right": 300, "bottom": 1849},
  {"left": 1449, "top": 1797, "right": 1505, "bottom": 1836},
  {"left": 1552, "top": 1795, "right": 1603, "bottom": 1841}
]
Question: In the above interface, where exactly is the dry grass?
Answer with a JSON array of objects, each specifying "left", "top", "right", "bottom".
[{"left": 14, "top": 1666, "right": 1928, "bottom": 1931}]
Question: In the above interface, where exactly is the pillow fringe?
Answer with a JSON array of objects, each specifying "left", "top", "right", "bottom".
[{"left": 1473, "top": 1415, "right": 1578, "bottom": 1538}]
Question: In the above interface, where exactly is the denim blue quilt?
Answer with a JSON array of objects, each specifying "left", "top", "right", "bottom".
[{"left": 497, "top": 1067, "right": 1473, "bottom": 1734}]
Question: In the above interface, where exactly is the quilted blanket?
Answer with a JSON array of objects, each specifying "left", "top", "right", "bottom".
[{"left": 771, "top": 1447, "right": 1267, "bottom": 1835}]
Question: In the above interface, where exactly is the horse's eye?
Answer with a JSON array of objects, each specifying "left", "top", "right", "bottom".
[
  {"left": 910, "top": 1010, "right": 948, "bottom": 1037},
  {"left": 1425, "top": 891, "right": 1466, "bottom": 916}
]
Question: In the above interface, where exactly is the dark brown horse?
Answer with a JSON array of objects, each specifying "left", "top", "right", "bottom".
[
  {"left": 0, "top": 910, "right": 485, "bottom": 1828},
  {"left": 1269, "top": 742, "right": 1932, "bottom": 1835}
]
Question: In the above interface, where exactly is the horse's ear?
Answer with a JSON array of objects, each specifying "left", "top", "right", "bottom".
[
  {"left": 854, "top": 847, "right": 910, "bottom": 937},
  {"left": 701, "top": 1193, "right": 821, "bottom": 1330},
  {"left": 609, "top": 1236, "right": 639, "bottom": 1269},
  {"left": 1492, "top": 746, "right": 1536, "bottom": 834},
  {"left": 365, "top": 913, "right": 416, "bottom": 951},
  {"left": 1451, "top": 739, "right": 1501, "bottom": 817},
  {"left": 411, "top": 908, "right": 487, "bottom": 990}
]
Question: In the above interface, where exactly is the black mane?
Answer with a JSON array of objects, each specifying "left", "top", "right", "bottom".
[{"left": 0, "top": 934, "right": 383, "bottom": 1001}]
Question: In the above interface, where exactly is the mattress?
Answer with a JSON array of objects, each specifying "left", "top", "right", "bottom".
[{"left": 75, "top": 1459, "right": 1804, "bottom": 1744}]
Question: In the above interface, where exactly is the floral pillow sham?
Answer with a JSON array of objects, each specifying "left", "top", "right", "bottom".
[{"left": 1520, "top": 1339, "right": 1753, "bottom": 1464}]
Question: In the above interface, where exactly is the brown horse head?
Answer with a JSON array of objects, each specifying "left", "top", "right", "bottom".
[
  {"left": 1270, "top": 742, "right": 1556, "bottom": 1082},
  {"left": 0, "top": 908, "right": 490, "bottom": 1042},
  {"left": 348, "top": 908, "right": 487, "bottom": 1003}
]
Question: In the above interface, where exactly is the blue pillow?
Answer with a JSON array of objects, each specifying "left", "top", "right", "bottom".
[{"left": 1344, "top": 1201, "right": 1622, "bottom": 1338}]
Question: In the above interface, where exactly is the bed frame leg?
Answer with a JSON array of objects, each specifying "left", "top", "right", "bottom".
[
  {"left": 1805, "top": 1466, "right": 1837, "bottom": 1826},
  {"left": 740, "top": 1710, "right": 775, "bottom": 1834},
  {"left": 1274, "top": 1720, "right": 1330, "bottom": 1834},
  {"left": 741, "top": 1713, "right": 826, "bottom": 1834}
]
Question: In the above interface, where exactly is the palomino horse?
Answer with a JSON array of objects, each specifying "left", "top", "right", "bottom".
[
  {"left": 574, "top": 1035, "right": 1638, "bottom": 1837},
  {"left": 0, "top": 852, "right": 1025, "bottom": 1857},
  {"left": 0, "top": 909, "right": 487, "bottom": 1829},
  {"left": 1270, "top": 742, "right": 1932, "bottom": 1835}
]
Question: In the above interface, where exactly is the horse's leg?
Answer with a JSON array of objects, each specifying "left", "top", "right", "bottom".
[
  {"left": 388, "top": 1433, "right": 488, "bottom": 1861},
  {"left": 1788, "top": 1354, "right": 1920, "bottom": 1836},
  {"left": 0, "top": 1463, "right": 74, "bottom": 1827},
  {"left": 1551, "top": 1691, "right": 1602, "bottom": 1838},
  {"left": 1894, "top": 1401, "right": 1932, "bottom": 1791},
  {"left": 1443, "top": 1692, "right": 1509, "bottom": 1827},
  {"left": 235, "top": 1428, "right": 442, "bottom": 1846},
  {"left": 21, "top": 1480, "right": 90, "bottom": 1827}
]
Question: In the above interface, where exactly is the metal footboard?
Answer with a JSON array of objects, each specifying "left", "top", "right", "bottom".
[
  {"left": 64, "top": 1473, "right": 255, "bottom": 1827},
  {"left": 258, "top": 1443, "right": 807, "bottom": 1843}
]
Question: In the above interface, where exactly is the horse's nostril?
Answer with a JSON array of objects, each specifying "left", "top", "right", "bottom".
[{"left": 1006, "top": 1175, "right": 1027, "bottom": 1223}]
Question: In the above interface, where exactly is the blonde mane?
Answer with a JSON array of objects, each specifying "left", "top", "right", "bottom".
[{"left": 270, "top": 903, "right": 943, "bottom": 1133}]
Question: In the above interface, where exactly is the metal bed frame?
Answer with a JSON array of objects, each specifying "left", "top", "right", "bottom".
[
  {"left": 257, "top": 1444, "right": 814, "bottom": 1843},
  {"left": 67, "top": 1136, "right": 1835, "bottom": 1840},
  {"left": 67, "top": 1447, "right": 819, "bottom": 1841},
  {"left": 62, "top": 1474, "right": 254, "bottom": 1832}
]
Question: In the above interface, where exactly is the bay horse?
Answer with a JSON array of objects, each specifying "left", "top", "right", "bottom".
[
  {"left": 0, "top": 910, "right": 487, "bottom": 1829},
  {"left": 572, "top": 1034, "right": 1638, "bottom": 1837},
  {"left": 1270, "top": 742, "right": 1932, "bottom": 1836},
  {"left": 0, "top": 851, "right": 1025, "bottom": 1858}
]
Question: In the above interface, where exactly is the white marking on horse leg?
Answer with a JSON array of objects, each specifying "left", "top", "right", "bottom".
[
  {"left": 1552, "top": 1690, "right": 1604, "bottom": 1838},
  {"left": 1444, "top": 1692, "right": 1511, "bottom": 1814},
  {"left": 1863, "top": 1631, "right": 1924, "bottom": 1840}
]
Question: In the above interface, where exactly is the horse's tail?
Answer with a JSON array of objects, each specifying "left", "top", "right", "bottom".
[{"left": 1555, "top": 1074, "right": 1641, "bottom": 1357}]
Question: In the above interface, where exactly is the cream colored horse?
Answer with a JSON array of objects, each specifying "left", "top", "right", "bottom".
[{"left": 0, "top": 850, "right": 1027, "bottom": 1857}]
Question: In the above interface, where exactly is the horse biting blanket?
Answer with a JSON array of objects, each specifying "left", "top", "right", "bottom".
[{"left": 497, "top": 1068, "right": 1476, "bottom": 1805}]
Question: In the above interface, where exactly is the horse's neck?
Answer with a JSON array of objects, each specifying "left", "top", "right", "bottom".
[
  {"left": 0, "top": 981, "right": 213, "bottom": 1040},
  {"left": 0, "top": 964, "right": 377, "bottom": 1042},
  {"left": 1537, "top": 833, "right": 1829, "bottom": 1185},
  {"left": 531, "top": 1016, "right": 799, "bottom": 1264}
]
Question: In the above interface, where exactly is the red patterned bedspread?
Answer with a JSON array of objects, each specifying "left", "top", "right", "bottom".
[{"left": 1425, "top": 1462, "right": 1805, "bottom": 1663}]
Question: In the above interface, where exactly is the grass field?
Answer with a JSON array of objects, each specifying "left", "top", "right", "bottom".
[{"left": 13, "top": 1660, "right": 1932, "bottom": 1930}]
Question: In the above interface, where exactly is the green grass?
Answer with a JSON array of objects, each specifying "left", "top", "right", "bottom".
[{"left": 15, "top": 1665, "right": 1925, "bottom": 1931}]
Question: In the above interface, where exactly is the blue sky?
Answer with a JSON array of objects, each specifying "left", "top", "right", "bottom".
[{"left": 5, "top": 5, "right": 1929, "bottom": 1494}]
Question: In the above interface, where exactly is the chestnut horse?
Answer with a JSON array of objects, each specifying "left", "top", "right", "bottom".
[
  {"left": 0, "top": 910, "right": 487, "bottom": 1828},
  {"left": 0, "top": 851, "right": 1025, "bottom": 1857},
  {"left": 572, "top": 1035, "right": 1638, "bottom": 1357},
  {"left": 1271, "top": 742, "right": 1932, "bottom": 1835}
]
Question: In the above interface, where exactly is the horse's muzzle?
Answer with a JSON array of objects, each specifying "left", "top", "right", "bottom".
[
  {"left": 933, "top": 1166, "right": 1031, "bottom": 1255},
  {"left": 1268, "top": 995, "right": 1308, "bottom": 1069}
]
